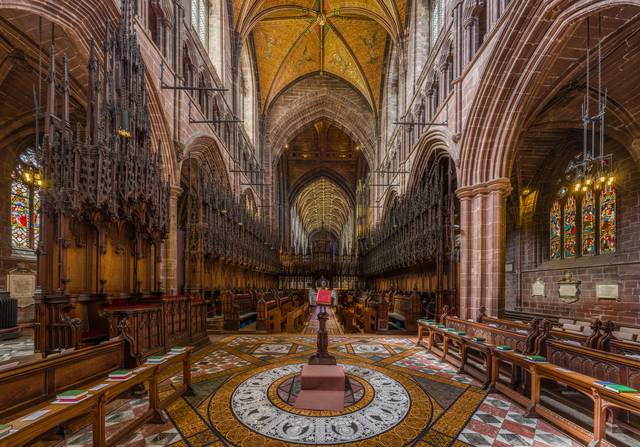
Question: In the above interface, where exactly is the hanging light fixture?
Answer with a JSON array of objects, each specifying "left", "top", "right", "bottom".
[{"left": 567, "top": 14, "right": 613, "bottom": 192}]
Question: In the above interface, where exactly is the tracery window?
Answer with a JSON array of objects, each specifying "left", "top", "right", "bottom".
[
  {"left": 549, "top": 183, "right": 616, "bottom": 260},
  {"left": 191, "top": 0, "right": 208, "bottom": 46},
  {"left": 11, "top": 148, "right": 41, "bottom": 250}
]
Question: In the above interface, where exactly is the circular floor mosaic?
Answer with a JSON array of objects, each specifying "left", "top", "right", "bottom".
[{"left": 208, "top": 361, "right": 432, "bottom": 446}]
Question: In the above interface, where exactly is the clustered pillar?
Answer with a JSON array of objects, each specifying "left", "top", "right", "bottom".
[{"left": 457, "top": 178, "right": 511, "bottom": 319}]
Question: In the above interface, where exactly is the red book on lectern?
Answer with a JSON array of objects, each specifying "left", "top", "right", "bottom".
[{"left": 316, "top": 289, "right": 332, "bottom": 305}]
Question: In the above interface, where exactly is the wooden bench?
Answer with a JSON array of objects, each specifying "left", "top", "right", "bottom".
[
  {"left": 489, "top": 347, "right": 640, "bottom": 446},
  {"left": 420, "top": 309, "right": 640, "bottom": 445},
  {"left": 0, "top": 342, "right": 193, "bottom": 447},
  {"left": 0, "top": 339, "right": 129, "bottom": 420},
  {"left": 418, "top": 317, "right": 530, "bottom": 388},
  {"left": 256, "top": 292, "right": 281, "bottom": 333},
  {"left": 285, "top": 302, "right": 310, "bottom": 333},
  {"left": 222, "top": 291, "right": 256, "bottom": 331},
  {"left": 387, "top": 291, "right": 421, "bottom": 332}
]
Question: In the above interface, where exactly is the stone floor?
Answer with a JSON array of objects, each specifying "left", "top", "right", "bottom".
[
  {"left": 0, "top": 335, "right": 34, "bottom": 363},
  {"left": 2, "top": 313, "right": 586, "bottom": 446},
  {"left": 39, "top": 334, "right": 583, "bottom": 447}
]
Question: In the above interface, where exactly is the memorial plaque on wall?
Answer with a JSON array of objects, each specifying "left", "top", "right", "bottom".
[
  {"left": 531, "top": 279, "right": 545, "bottom": 297},
  {"left": 596, "top": 283, "right": 619, "bottom": 301},
  {"left": 7, "top": 264, "right": 36, "bottom": 308},
  {"left": 557, "top": 272, "right": 580, "bottom": 304}
]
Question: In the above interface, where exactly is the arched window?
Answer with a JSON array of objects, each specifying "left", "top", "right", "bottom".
[
  {"left": 549, "top": 182, "right": 616, "bottom": 260},
  {"left": 11, "top": 148, "right": 41, "bottom": 251},
  {"left": 240, "top": 46, "right": 255, "bottom": 143},
  {"left": 430, "top": 0, "right": 444, "bottom": 47},
  {"left": 148, "top": 1, "right": 166, "bottom": 56},
  {"left": 208, "top": 0, "right": 224, "bottom": 77},
  {"left": 191, "top": 0, "right": 208, "bottom": 46},
  {"left": 385, "top": 50, "right": 399, "bottom": 143}
]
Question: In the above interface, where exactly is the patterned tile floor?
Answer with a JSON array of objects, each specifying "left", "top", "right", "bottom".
[
  {"left": 392, "top": 349, "right": 583, "bottom": 447},
  {"left": 12, "top": 332, "right": 585, "bottom": 447},
  {"left": 0, "top": 335, "right": 34, "bottom": 362}
]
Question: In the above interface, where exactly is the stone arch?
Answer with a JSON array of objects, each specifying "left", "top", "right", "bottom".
[
  {"left": 408, "top": 129, "right": 458, "bottom": 194},
  {"left": 181, "top": 134, "right": 232, "bottom": 192},
  {"left": 459, "top": 0, "right": 640, "bottom": 188},
  {"left": 380, "top": 189, "right": 399, "bottom": 223},
  {"left": 266, "top": 74, "right": 376, "bottom": 166}
]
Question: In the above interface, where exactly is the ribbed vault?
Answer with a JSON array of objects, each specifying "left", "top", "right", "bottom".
[
  {"left": 292, "top": 176, "right": 352, "bottom": 239},
  {"left": 233, "top": 0, "right": 407, "bottom": 110}
]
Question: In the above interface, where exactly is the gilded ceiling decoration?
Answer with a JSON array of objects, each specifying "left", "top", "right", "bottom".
[
  {"left": 287, "top": 119, "right": 358, "bottom": 160},
  {"left": 293, "top": 177, "right": 352, "bottom": 238},
  {"left": 233, "top": 0, "right": 406, "bottom": 110}
]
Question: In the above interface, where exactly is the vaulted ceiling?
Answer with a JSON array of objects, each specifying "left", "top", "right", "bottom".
[
  {"left": 232, "top": 0, "right": 407, "bottom": 111},
  {"left": 293, "top": 176, "right": 352, "bottom": 238}
]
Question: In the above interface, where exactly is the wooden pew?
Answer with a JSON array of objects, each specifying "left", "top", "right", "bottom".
[
  {"left": 256, "top": 292, "right": 281, "bottom": 333},
  {"left": 0, "top": 339, "right": 129, "bottom": 420},
  {"left": 0, "top": 347, "right": 193, "bottom": 447},
  {"left": 488, "top": 346, "right": 640, "bottom": 446},
  {"left": 419, "top": 314, "right": 531, "bottom": 388},
  {"left": 102, "top": 304, "right": 164, "bottom": 361},
  {"left": 222, "top": 291, "right": 256, "bottom": 331},
  {"left": 421, "top": 309, "right": 640, "bottom": 445},
  {"left": 387, "top": 290, "right": 421, "bottom": 333},
  {"left": 285, "top": 301, "right": 310, "bottom": 333}
]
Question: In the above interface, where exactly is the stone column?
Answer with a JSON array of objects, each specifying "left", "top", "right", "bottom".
[
  {"left": 456, "top": 178, "right": 511, "bottom": 319},
  {"left": 161, "top": 185, "right": 182, "bottom": 295}
]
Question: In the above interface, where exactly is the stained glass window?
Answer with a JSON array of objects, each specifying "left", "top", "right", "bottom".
[
  {"left": 10, "top": 149, "right": 41, "bottom": 251},
  {"left": 550, "top": 182, "right": 616, "bottom": 260},
  {"left": 550, "top": 200, "right": 562, "bottom": 260},
  {"left": 600, "top": 185, "right": 616, "bottom": 254},
  {"left": 563, "top": 195, "right": 577, "bottom": 258},
  {"left": 11, "top": 180, "right": 29, "bottom": 248},
  {"left": 581, "top": 189, "right": 596, "bottom": 256}
]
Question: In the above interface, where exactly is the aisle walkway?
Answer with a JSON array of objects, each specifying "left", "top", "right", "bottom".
[{"left": 302, "top": 305, "right": 344, "bottom": 335}]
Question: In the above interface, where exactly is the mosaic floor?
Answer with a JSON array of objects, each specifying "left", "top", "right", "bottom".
[
  {"left": 0, "top": 335, "right": 34, "bottom": 363},
  {"left": 36, "top": 334, "right": 583, "bottom": 447}
]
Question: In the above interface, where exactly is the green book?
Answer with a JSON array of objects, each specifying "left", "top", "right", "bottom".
[
  {"left": 57, "top": 390, "right": 86, "bottom": 397},
  {"left": 147, "top": 356, "right": 166, "bottom": 360},
  {"left": 456, "top": 331, "right": 466, "bottom": 336},
  {"left": 0, "top": 424, "right": 12, "bottom": 434},
  {"left": 446, "top": 328, "right": 457, "bottom": 332},
  {"left": 604, "top": 384, "right": 638, "bottom": 393},
  {"left": 110, "top": 369, "right": 131, "bottom": 376},
  {"left": 526, "top": 355, "right": 546, "bottom": 362},
  {"left": 426, "top": 320, "right": 436, "bottom": 323},
  {"left": 436, "top": 324, "right": 445, "bottom": 328},
  {"left": 496, "top": 345, "right": 512, "bottom": 351},
  {"left": 473, "top": 337, "right": 486, "bottom": 342}
]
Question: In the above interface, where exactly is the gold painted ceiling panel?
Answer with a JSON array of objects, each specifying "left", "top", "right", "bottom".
[
  {"left": 330, "top": 16, "right": 385, "bottom": 105},
  {"left": 267, "top": 29, "right": 322, "bottom": 104},
  {"left": 236, "top": 0, "right": 404, "bottom": 110},
  {"left": 323, "top": 29, "right": 369, "bottom": 101},
  {"left": 253, "top": 18, "right": 314, "bottom": 106}
]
